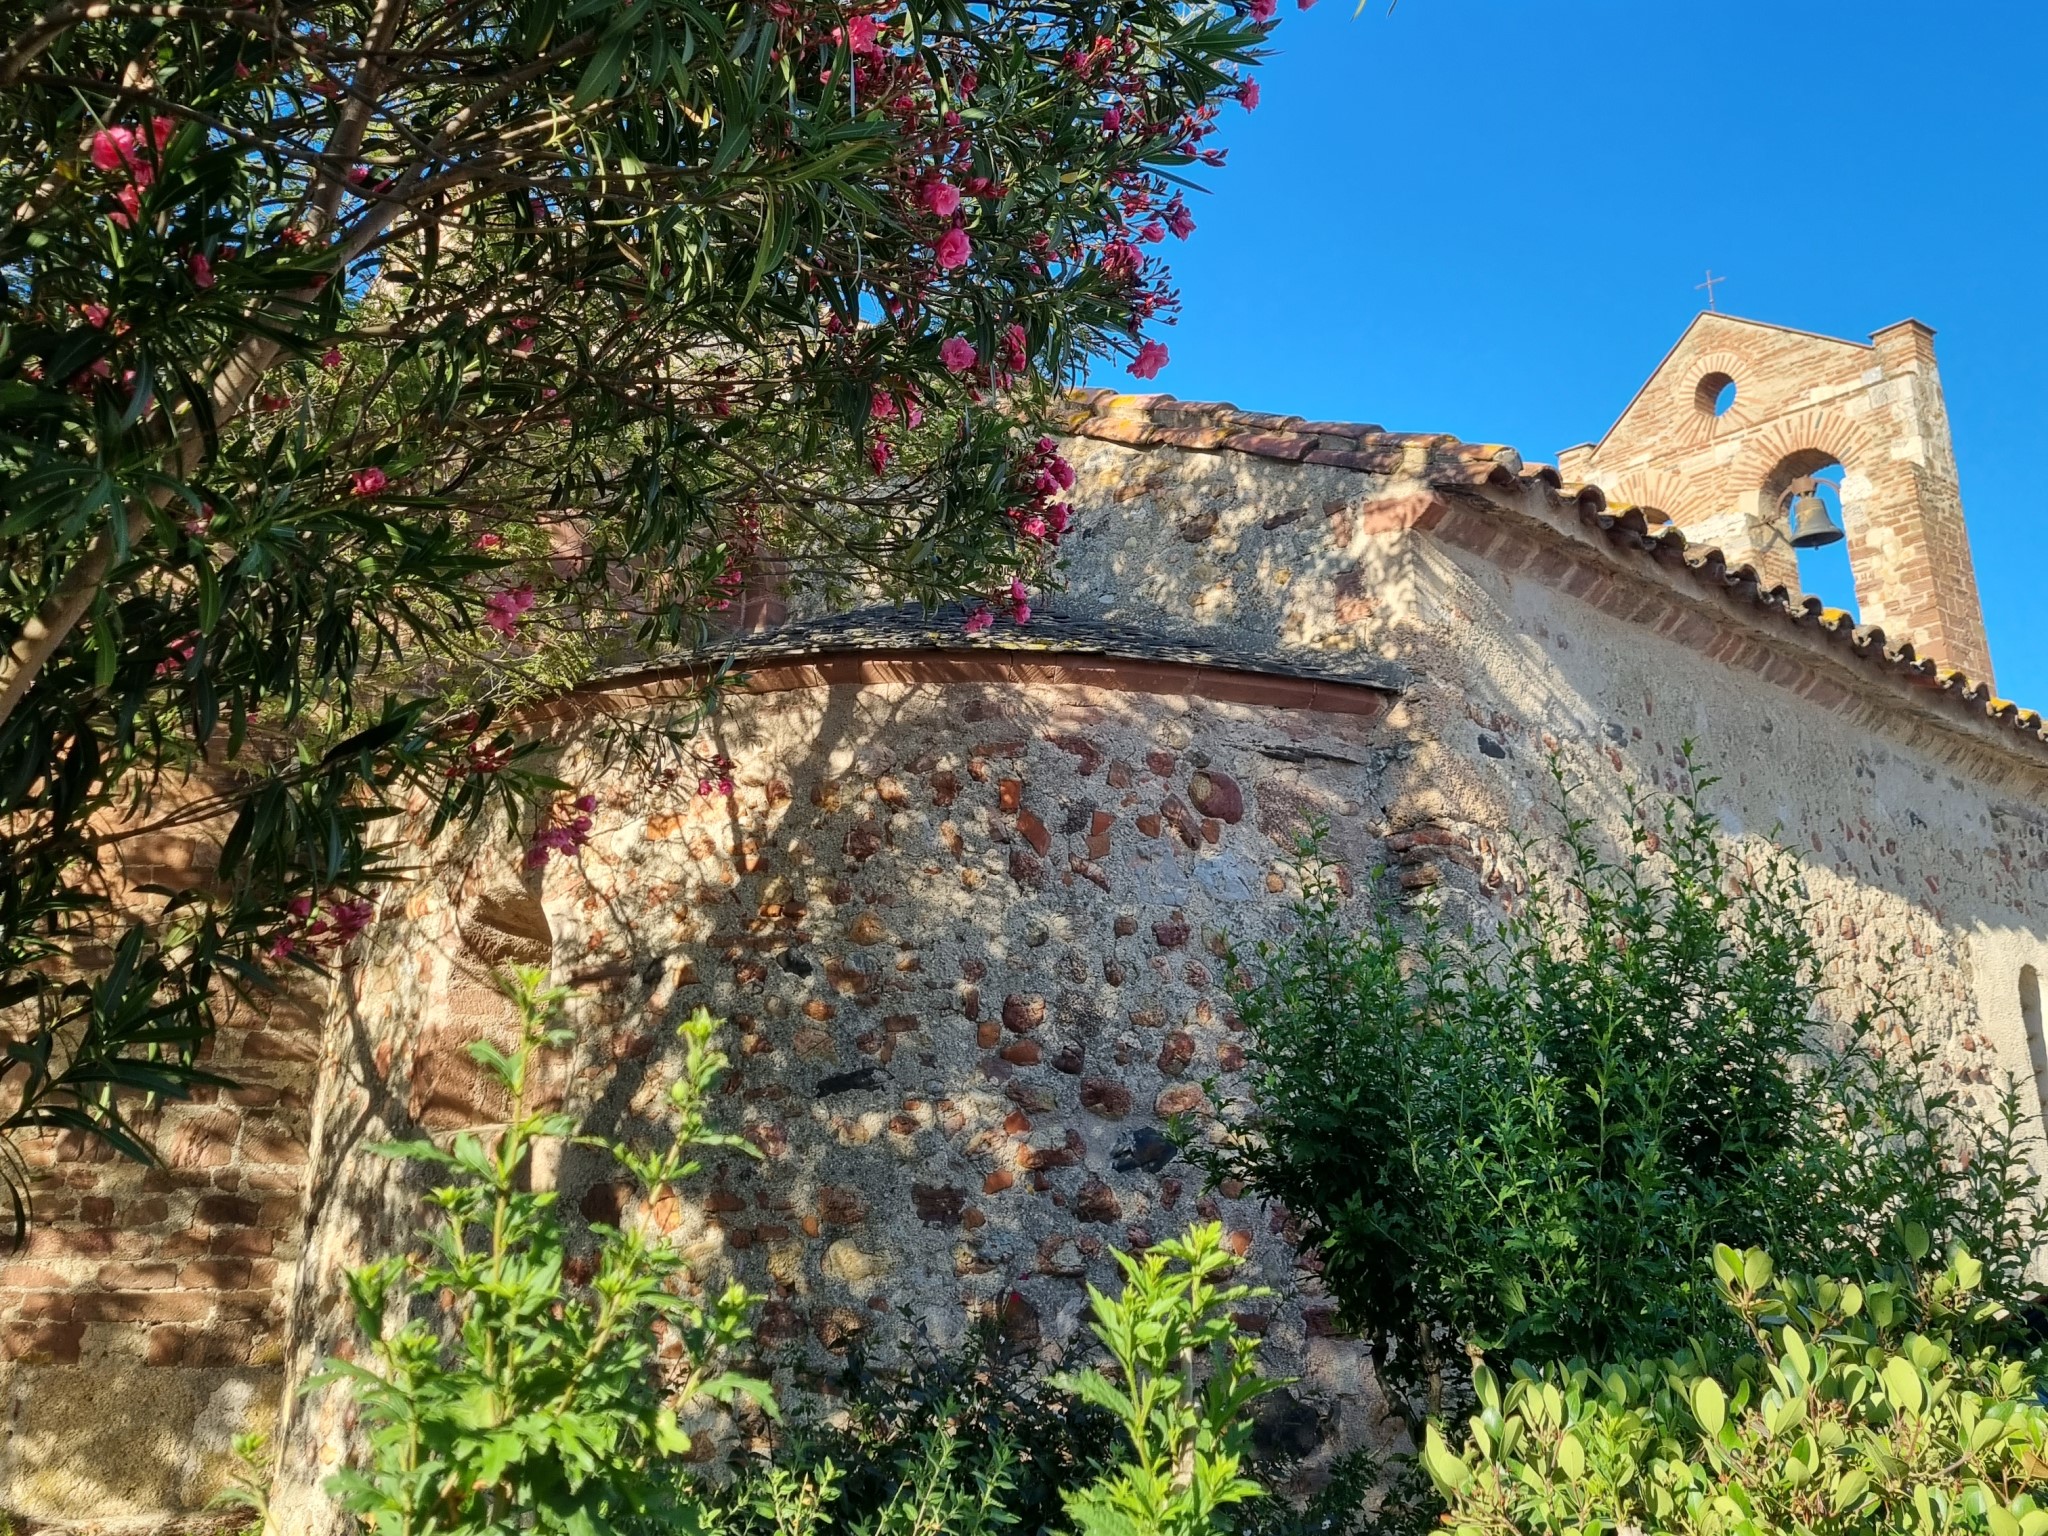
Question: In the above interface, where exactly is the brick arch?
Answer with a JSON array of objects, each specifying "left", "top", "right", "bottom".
[
  {"left": 1658, "top": 348, "right": 1752, "bottom": 449},
  {"left": 1735, "top": 407, "right": 1868, "bottom": 492},
  {"left": 1603, "top": 464, "right": 1711, "bottom": 526}
]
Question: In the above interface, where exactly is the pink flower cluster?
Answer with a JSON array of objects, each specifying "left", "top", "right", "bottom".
[
  {"left": 267, "top": 894, "right": 376, "bottom": 961},
  {"left": 349, "top": 466, "right": 387, "bottom": 497},
  {"left": 484, "top": 585, "right": 536, "bottom": 637},
  {"left": 87, "top": 117, "right": 175, "bottom": 227},
  {"left": 526, "top": 794, "right": 598, "bottom": 868},
  {"left": 696, "top": 754, "right": 736, "bottom": 796},
  {"left": 447, "top": 736, "right": 513, "bottom": 779},
  {"left": 1009, "top": 435, "right": 1075, "bottom": 546},
  {"left": 155, "top": 632, "right": 198, "bottom": 679}
]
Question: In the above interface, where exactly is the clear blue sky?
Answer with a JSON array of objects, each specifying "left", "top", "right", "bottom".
[{"left": 1087, "top": 0, "right": 2048, "bottom": 706}]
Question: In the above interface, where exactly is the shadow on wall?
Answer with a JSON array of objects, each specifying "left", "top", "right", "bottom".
[{"left": 268, "top": 667, "right": 1407, "bottom": 1532}]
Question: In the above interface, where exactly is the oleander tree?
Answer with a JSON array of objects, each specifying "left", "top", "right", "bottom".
[{"left": 0, "top": 0, "right": 1270, "bottom": 1221}]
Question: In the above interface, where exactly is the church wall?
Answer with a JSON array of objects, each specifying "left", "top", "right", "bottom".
[
  {"left": 0, "top": 788, "right": 319, "bottom": 1528},
  {"left": 18, "top": 418, "right": 2048, "bottom": 1533},
  {"left": 265, "top": 668, "right": 1412, "bottom": 1535}
]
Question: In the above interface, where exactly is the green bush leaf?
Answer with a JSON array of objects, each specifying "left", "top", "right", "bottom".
[{"left": 1691, "top": 1377, "right": 1727, "bottom": 1438}]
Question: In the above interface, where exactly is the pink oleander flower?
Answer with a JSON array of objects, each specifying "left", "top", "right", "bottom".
[
  {"left": 90, "top": 126, "right": 138, "bottom": 175},
  {"left": 935, "top": 226, "right": 972, "bottom": 270},
  {"left": 1001, "top": 323, "right": 1028, "bottom": 374},
  {"left": 1248, "top": 0, "right": 1276, "bottom": 18},
  {"left": 1101, "top": 241, "right": 1143, "bottom": 283},
  {"left": 835, "top": 12, "right": 884, "bottom": 56},
  {"left": 920, "top": 180, "right": 961, "bottom": 217},
  {"left": 1103, "top": 104, "right": 1124, "bottom": 134},
  {"left": 154, "top": 633, "right": 198, "bottom": 678},
  {"left": 350, "top": 466, "right": 388, "bottom": 497},
  {"left": 1164, "top": 197, "right": 1196, "bottom": 240},
  {"left": 963, "top": 606, "right": 994, "bottom": 635},
  {"left": 189, "top": 253, "right": 214, "bottom": 289},
  {"left": 1013, "top": 601, "right": 1031, "bottom": 625},
  {"left": 81, "top": 303, "right": 110, "bottom": 329},
  {"left": 871, "top": 391, "right": 899, "bottom": 420},
  {"left": 484, "top": 585, "right": 536, "bottom": 637},
  {"left": 473, "top": 532, "right": 504, "bottom": 550},
  {"left": 869, "top": 435, "right": 894, "bottom": 474},
  {"left": 1128, "top": 340, "right": 1169, "bottom": 380},
  {"left": 905, "top": 395, "right": 925, "bottom": 429},
  {"left": 1138, "top": 221, "right": 1165, "bottom": 243},
  {"left": 1238, "top": 79, "right": 1261, "bottom": 109},
  {"left": 321, "top": 347, "right": 343, "bottom": 369},
  {"left": 1020, "top": 515, "right": 1048, "bottom": 540},
  {"left": 939, "top": 336, "right": 978, "bottom": 374},
  {"left": 324, "top": 898, "right": 375, "bottom": 944}
]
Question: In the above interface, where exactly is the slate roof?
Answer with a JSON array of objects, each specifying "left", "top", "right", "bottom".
[
  {"left": 1057, "top": 389, "right": 2048, "bottom": 753},
  {"left": 653, "top": 604, "right": 1411, "bottom": 694}
]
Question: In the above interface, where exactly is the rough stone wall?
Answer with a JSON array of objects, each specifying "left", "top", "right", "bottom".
[
  {"left": 266, "top": 673, "right": 1405, "bottom": 1536},
  {"left": 1557, "top": 314, "right": 1994, "bottom": 683},
  {"left": 260, "top": 423, "right": 2048, "bottom": 1536},
  {"left": 0, "top": 800, "right": 320, "bottom": 1527}
]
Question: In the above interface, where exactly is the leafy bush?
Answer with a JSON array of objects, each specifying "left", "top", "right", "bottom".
[
  {"left": 318, "top": 968, "right": 770, "bottom": 1534},
  {"left": 325, "top": 968, "right": 1287, "bottom": 1536},
  {"left": 750, "top": 1324, "right": 1124, "bottom": 1536},
  {"left": 1423, "top": 1243, "right": 2048, "bottom": 1536},
  {"left": 1209, "top": 760, "right": 2044, "bottom": 1423},
  {"left": 728, "top": 1225, "right": 1282, "bottom": 1536},
  {"left": 1053, "top": 1223, "right": 1282, "bottom": 1536}
]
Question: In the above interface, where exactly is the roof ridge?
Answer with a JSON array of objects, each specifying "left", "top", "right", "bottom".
[{"left": 1057, "top": 389, "right": 2044, "bottom": 756}]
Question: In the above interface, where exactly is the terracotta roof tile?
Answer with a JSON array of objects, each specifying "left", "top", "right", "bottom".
[{"left": 1059, "top": 390, "right": 2046, "bottom": 756}]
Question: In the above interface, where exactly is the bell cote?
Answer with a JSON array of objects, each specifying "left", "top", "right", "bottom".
[{"left": 1558, "top": 313, "right": 1993, "bottom": 684}]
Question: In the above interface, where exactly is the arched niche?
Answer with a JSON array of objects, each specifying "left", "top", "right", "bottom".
[{"left": 1761, "top": 448, "right": 1860, "bottom": 618}]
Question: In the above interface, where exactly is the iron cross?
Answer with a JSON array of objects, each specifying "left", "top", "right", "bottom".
[{"left": 1696, "top": 269, "right": 1727, "bottom": 311}]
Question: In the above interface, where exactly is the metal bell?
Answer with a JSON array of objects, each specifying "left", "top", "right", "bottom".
[{"left": 1786, "top": 481, "right": 1845, "bottom": 549}]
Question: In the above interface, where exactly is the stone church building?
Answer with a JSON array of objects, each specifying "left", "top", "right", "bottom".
[{"left": 7, "top": 313, "right": 2048, "bottom": 1532}]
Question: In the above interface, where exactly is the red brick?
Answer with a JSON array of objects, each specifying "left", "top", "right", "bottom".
[
  {"left": 95, "top": 1262, "right": 177, "bottom": 1290},
  {"left": 1, "top": 1321, "right": 83, "bottom": 1363},
  {"left": 73, "top": 1291, "right": 210, "bottom": 1323}
]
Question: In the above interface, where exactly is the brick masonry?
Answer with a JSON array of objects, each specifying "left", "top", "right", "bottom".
[
  {"left": 1558, "top": 313, "right": 1995, "bottom": 683},
  {"left": 0, "top": 793, "right": 321, "bottom": 1525}
]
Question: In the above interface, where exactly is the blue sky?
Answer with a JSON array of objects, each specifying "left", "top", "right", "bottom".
[{"left": 1087, "top": 0, "right": 2048, "bottom": 706}]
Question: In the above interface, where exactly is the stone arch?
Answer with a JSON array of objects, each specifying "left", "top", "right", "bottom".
[{"left": 1736, "top": 407, "right": 1866, "bottom": 489}]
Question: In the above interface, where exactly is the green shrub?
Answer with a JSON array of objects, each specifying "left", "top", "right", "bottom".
[
  {"left": 1208, "top": 760, "right": 2043, "bottom": 1424},
  {"left": 745, "top": 1324, "right": 1124, "bottom": 1536},
  {"left": 317, "top": 969, "right": 770, "bottom": 1535},
  {"left": 725, "top": 1224, "right": 1283, "bottom": 1536},
  {"left": 1054, "top": 1223, "right": 1283, "bottom": 1536},
  {"left": 1423, "top": 1243, "right": 2048, "bottom": 1536},
  {"left": 324, "top": 967, "right": 1286, "bottom": 1536}
]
